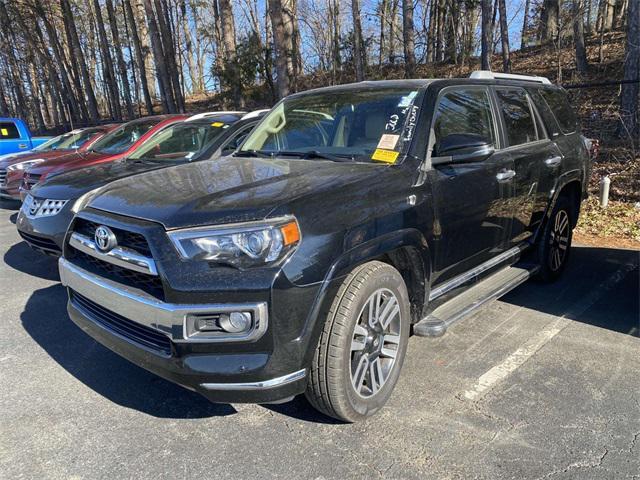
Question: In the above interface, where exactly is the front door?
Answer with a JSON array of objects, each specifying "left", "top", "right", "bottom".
[{"left": 428, "top": 86, "right": 515, "bottom": 286}]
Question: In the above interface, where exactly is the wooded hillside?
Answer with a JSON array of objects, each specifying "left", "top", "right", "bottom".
[{"left": 0, "top": 0, "right": 637, "bottom": 144}]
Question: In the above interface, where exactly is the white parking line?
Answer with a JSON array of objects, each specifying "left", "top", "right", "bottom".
[
  {"left": 463, "top": 260, "right": 638, "bottom": 402},
  {"left": 463, "top": 319, "right": 568, "bottom": 400}
]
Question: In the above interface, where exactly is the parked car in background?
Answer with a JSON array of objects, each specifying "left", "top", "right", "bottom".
[
  {"left": 17, "top": 111, "right": 267, "bottom": 255},
  {"left": 0, "top": 125, "right": 119, "bottom": 200},
  {"left": 19, "top": 115, "right": 188, "bottom": 197},
  {"left": 0, "top": 118, "right": 51, "bottom": 156},
  {"left": 57, "top": 73, "right": 590, "bottom": 422}
]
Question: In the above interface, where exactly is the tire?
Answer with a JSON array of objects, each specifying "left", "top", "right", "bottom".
[
  {"left": 535, "top": 195, "right": 574, "bottom": 282},
  {"left": 305, "top": 261, "right": 410, "bottom": 422}
]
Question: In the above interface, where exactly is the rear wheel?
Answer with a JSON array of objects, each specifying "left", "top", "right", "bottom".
[
  {"left": 305, "top": 261, "right": 410, "bottom": 422},
  {"left": 536, "top": 195, "right": 573, "bottom": 282}
]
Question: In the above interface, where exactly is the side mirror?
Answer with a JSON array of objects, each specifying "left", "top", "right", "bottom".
[{"left": 432, "top": 134, "right": 495, "bottom": 165}]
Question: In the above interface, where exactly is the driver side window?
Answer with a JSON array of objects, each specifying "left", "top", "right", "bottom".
[{"left": 433, "top": 88, "right": 496, "bottom": 155}]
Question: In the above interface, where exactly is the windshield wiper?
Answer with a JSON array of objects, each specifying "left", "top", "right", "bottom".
[
  {"left": 234, "top": 149, "right": 274, "bottom": 158},
  {"left": 276, "top": 150, "right": 355, "bottom": 162}
]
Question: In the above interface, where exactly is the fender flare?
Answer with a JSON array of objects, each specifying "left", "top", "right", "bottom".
[{"left": 297, "top": 228, "right": 432, "bottom": 363}]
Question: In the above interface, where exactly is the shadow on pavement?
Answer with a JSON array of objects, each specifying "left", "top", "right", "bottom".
[
  {"left": 503, "top": 246, "right": 639, "bottom": 337},
  {"left": 4, "top": 241, "right": 60, "bottom": 281},
  {"left": 261, "top": 396, "right": 345, "bottom": 424},
  {"left": 0, "top": 199, "right": 20, "bottom": 211},
  {"left": 21, "top": 284, "right": 236, "bottom": 419},
  {"left": 9, "top": 212, "right": 17, "bottom": 224}
]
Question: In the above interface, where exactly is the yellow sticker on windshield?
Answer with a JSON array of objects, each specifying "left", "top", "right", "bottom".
[
  {"left": 1, "top": 128, "right": 7, "bottom": 136},
  {"left": 211, "top": 122, "right": 225, "bottom": 127},
  {"left": 372, "top": 149, "right": 399, "bottom": 164}
]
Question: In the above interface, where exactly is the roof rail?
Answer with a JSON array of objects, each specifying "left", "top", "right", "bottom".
[
  {"left": 185, "top": 111, "right": 246, "bottom": 122},
  {"left": 241, "top": 109, "right": 270, "bottom": 120},
  {"left": 469, "top": 71, "right": 551, "bottom": 85}
]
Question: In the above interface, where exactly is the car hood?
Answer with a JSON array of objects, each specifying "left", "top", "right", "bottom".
[
  {"left": 27, "top": 151, "right": 110, "bottom": 176},
  {"left": 87, "top": 156, "right": 385, "bottom": 229},
  {"left": 0, "top": 149, "right": 78, "bottom": 169},
  {"left": 31, "top": 159, "right": 183, "bottom": 200}
]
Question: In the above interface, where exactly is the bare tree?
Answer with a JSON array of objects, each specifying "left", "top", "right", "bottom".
[
  {"left": 352, "top": 0, "right": 366, "bottom": 81},
  {"left": 497, "top": 0, "right": 510, "bottom": 72},
  {"left": 573, "top": 0, "right": 589, "bottom": 72},
  {"left": 619, "top": 0, "right": 639, "bottom": 139},
  {"left": 124, "top": 0, "right": 154, "bottom": 114},
  {"left": 481, "top": 0, "right": 492, "bottom": 70},
  {"left": 106, "top": 0, "right": 134, "bottom": 118},
  {"left": 402, "top": 0, "right": 416, "bottom": 76},
  {"left": 143, "top": 0, "right": 176, "bottom": 112}
]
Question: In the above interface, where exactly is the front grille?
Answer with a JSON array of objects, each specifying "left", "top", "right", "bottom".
[
  {"left": 0, "top": 168, "right": 6, "bottom": 187},
  {"left": 74, "top": 218, "right": 152, "bottom": 257},
  {"left": 18, "top": 230, "right": 62, "bottom": 254},
  {"left": 72, "top": 250, "right": 164, "bottom": 299},
  {"left": 70, "top": 290, "right": 172, "bottom": 356}
]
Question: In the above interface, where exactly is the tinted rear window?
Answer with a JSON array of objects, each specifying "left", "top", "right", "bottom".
[
  {"left": 496, "top": 88, "right": 538, "bottom": 146},
  {"left": 0, "top": 122, "right": 20, "bottom": 139},
  {"left": 539, "top": 88, "right": 577, "bottom": 134}
]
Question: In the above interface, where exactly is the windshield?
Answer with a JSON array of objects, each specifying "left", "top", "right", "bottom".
[
  {"left": 91, "top": 120, "right": 157, "bottom": 155},
  {"left": 33, "top": 134, "right": 68, "bottom": 151},
  {"left": 128, "top": 122, "right": 231, "bottom": 162},
  {"left": 240, "top": 87, "right": 422, "bottom": 163}
]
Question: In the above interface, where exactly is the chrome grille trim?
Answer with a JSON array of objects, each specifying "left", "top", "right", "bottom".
[{"left": 69, "top": 232, "right": 158, "bottom": 276}]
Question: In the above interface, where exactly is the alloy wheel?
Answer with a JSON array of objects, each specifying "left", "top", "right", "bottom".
[
  {"left": 549, "top": 209, "right": 570, "bottom": 271},
  {"left": 350, "top": 288, "right": 402, "bottom": 398}
]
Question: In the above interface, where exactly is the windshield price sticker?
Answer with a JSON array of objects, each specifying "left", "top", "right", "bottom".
[
  {"left": 377, "top": 134, "right": 399, "bottom": 150},
  {"left": 397, "top": 91, "right": 418, "bottom": 108},
  {"left": 211, "top": 122, "right": 225, "bottom": 127},
  {"left": 1, "top": 128, "right": 8, "bottom": 136},
  {"left": 372, "top": 149, "right": 399, "bottom": 164}
]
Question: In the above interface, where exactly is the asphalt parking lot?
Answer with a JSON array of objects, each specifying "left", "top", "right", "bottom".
[{"left": 0, "top": 203, "right": 638, "bottom": 480}]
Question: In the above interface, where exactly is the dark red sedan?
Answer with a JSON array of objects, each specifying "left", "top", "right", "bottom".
[
  {"left": 18, "top": 115, "right": 188, "bottom": 198},
  {"left": 0, "top": 125, "right": 118, "bottom": 200}
]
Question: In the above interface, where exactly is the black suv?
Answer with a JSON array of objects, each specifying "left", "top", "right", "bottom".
[{"left": 58, "top": 72, "right": 590, "bottom": 422}]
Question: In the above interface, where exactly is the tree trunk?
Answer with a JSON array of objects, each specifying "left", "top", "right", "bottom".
[
  {"left": 540, "top": 0, "right": 560, "bottom": 42},
  {"left": 573, "top": 0, "right": 589, "bottom": 72},
  {"left": 379, "top": 0, "right": 388, "bottom": 65},
  {"left": 218, "top": 0, "right": 243, "bottom": 108},
  {"left": 180, "top": 1, "right": 199, "bottom": 94},
  {"left": 352, "top": 0, "right": 366, "bottom": 80},
  {"left": 143, "top": 0, "right": 176, "bottom": 112},
  {"left": 134, "top": 0, "right": 158, "bottom": 100},
  {"left": 56, "top": 0, "right": 98, "bottom": 121},
  {"left": 402, "top": 0, "right": 416, "bottom": 76},
  {"left": 481, "top": 0, "right": 492, "bottom": 70},
  {"left": 619, "top": 0, "right": 639, "bottom": 139},
  {"left": 498, "top": 0, "right": 510, "bottom": 72},
  {"left": 92, "top": 0, "right": 122, "bottom": 120},
  {"left": 124, "top": 0, "right": 154, "bottom": 114},
  {"left": 106, "top": 0, "right": 134, "bottom": 118},
  {"left": 269, "top": 0, "right": 292, "bottom": 98},
  {"left": 521, "top": 0, "right": 531, "bottom": 49},
  {"left": 153, "top": 0, "right": 184, "bottom": 111}
]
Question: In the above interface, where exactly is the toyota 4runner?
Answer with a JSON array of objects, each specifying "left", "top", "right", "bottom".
[{"left": 58, "top": 72, "right": 591, "bottom": 422}]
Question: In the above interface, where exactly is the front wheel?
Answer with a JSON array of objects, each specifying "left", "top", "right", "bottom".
[
  {"left": 305, "top": 261, "right": 410, "bottom": 422},
  {"left": 535, "top": 195, "right": 574, "bottom": 282}
]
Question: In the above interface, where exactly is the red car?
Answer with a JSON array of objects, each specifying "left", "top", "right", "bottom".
[
  {"left": 0, "top": 125, "right": 118, "bottom": 200},
  {"left": 19, "top": 115, "right": 188, "bottom": 198}
]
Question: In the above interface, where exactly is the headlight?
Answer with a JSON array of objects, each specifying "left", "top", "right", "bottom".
[
  {"left": 7, "top": 159, "right": 45, "bottom": 172},
  {"left": 168, "top": 217, "right": 301, "bottom": 269}
]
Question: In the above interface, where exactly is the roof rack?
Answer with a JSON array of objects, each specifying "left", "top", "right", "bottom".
[
  {"left": 469, "top": 71, "right": 551, "bottom": 85},
  {"left": 185, "top": 111, "right": 246, "bottom": 122}
]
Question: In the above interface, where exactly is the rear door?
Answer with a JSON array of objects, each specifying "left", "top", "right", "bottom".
[
  {"left": 493, "top": 87, "right": 562, "bottom": 246},
  {"left": 0, "top": 121, "right": 30, "bottom": 155},
  {"left": 428, "top": 86, "right": 515, "bottom": 285}
]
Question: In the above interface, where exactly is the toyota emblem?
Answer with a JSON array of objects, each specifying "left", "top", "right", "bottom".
[{"left": 94, "top": 225, "right": 117, "bottom": 253}]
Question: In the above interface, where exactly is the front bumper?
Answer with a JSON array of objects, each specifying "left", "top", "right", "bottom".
[
  {"left": 59, "top": 257, "right": 308, "bottom": 403},
  {"left": 15, "top": 207, "right": 70, "bottom": 256}
]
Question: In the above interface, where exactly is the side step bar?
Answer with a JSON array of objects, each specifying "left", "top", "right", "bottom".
[{"left": 414, "top": 265, "right": 539, "bottom": 337}]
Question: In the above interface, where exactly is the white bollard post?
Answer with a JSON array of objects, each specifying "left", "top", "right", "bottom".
[{"left": 599, "top": 176, "right": 610, "bottom": 208}]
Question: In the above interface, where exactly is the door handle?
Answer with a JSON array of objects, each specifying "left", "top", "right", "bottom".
[
  {"left": 545, "top": 156, "right": 562, "bottom": 168},
  {"left": 18, "top": 143, "right": 28, "bottom": 149},
  {"left": 496, "top": 170, "right": 516, "bottom": 182}
]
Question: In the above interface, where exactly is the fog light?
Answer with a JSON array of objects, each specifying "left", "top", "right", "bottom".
[
  {"left": 195, "top": 316, "right": 220, "bottom": 332},
  {"left": 219, "top": 311, "right": 251, "bottom": 333}
]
